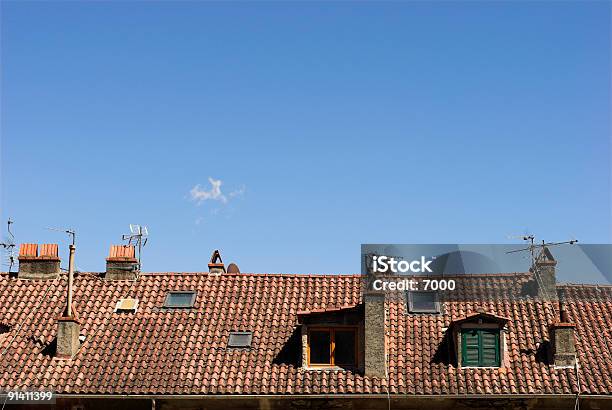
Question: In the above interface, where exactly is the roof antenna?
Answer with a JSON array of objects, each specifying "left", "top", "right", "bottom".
[
  {"left": 506, "top": 235, "right": 578, "bottom": 261},
  {"left": 1, "top": 218, "right": 16, "bottom": 273},
  {"left": 122, "top": 224, "right": 148, "bottom": 272},
  {"left": 46, "top": 226, "right": 76, "bottom": 246},
  {"left": 506, "top": 235, "right": 578, "bottom": 318}
]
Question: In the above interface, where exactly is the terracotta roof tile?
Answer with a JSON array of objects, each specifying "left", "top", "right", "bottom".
[{"left": 0, "top": 272, "right": 610, "bottom": 396}]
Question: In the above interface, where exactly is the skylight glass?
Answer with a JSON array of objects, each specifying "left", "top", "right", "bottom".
[
  {"left": 407, "top": 291, "right": 440, "bottom": 313},
  {"left": 164, "top": 291, "right": 196, "bottom": 308},
  {"left": 227, "top": 331, "right": 253, "bottom": 348}
]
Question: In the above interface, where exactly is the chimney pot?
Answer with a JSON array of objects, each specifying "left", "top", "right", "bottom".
[
  {"left": 208, "top": 249, "right": 225, "bottom": 275},
  {"left": 105, "top": 245, "right": 138, "bottom": 280},
  {"left": 17, "top": 243, "right": 60, "bottom": 279}
]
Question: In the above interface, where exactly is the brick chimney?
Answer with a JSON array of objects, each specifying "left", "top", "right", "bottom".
[
  {"left": 550, "top": 288, "right": 577, "bottom": 367},
  {"left": 363, "top": 254, "right": 387, "bottom": 378},
  {"left": 550, "top": 321, "right": 576, "bottom": 367},
  {"left": 106, "top": 245, "right": 138, "bottom": 280},
  {"left": 364, "top": 292, "right": 386, "bottom": 378},
  {"left": 531, "top": 246, "right": 558, "bottom": 300},
  {"left": 208, "top": 249, "right": 225, "bottom": 275},
  {"left": 18, "top": 243, "right": 60, "bottom": 279}
]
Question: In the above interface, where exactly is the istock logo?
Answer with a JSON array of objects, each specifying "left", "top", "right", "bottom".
[{"left": 372, "top": 255, "right": 433, "bottom": 273}]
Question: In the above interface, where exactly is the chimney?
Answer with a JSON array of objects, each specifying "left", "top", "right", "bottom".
[
  {"left": 56, "top": 244, "right": 80, "bottom": 358},
  {"left": 550, "top": 322, "right": 577, "bottom": 367},
  {"left": 106, "top": 245, "right": 138, "bottom": 280},
  {"left": 18, "top": 243, "right": 60, "bottom": 279},
  {"left": 208, "top": 249, "right": 225, "bottom": 275},
  {"left": 550, "top": 288, "right": 577, "bottom": 367},
  {"left": 531, "top": 246, "right": 558, "bottom": 300},
  {"left": 363, "top": 255, "right": 387, "bottom": 378}
]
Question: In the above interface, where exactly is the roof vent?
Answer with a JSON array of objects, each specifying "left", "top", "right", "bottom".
[
  {"left": 228, "top": 331, "right": 253, "bottom": 348},
  {"left": 208, "top": 249, "right": 225, "bottom": 275},
  {"left": 227, "top": 263, "right": 240, "bottom": 274},
  {"left": 114, "top": 298, "right": 139, "bottom": 313}
]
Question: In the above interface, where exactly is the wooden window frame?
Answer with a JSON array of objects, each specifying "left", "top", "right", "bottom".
[
  {"left": 307, "top": 326, "right": 359, "bottom": 368},
  {"left": 461, "top": 328, "right": 500, "bottom": 367}
]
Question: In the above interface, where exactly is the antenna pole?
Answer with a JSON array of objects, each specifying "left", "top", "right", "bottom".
[
  {"left": 64, "top": 244, "right": 75, "bottom": 317},
  {"left": 138, "top": 228, "right": 142, "bottom": 271}
]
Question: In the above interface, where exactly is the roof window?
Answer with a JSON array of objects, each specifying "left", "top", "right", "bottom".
[
  {"left": 407, "top": 291, "right": 440, "bottom": 313},
  {"left": 163, "top": 291, "right": 196, "bottom": 308},
  {"left": 228, "top": 331, "right": 253, "bottom": 348},
  {"left": 114, "top": 298, "right": 139, "bottom": 313}
]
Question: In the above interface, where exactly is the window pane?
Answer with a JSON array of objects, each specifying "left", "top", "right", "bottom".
[
  {"left": 228, "top": 332, "right": 252, "bottom": 348},
  {"left": 165, "top": 292, "right": 195, "bottom": 307},
  {"left": 409, "top": 292, "right": 439, "bottom": 312},
  {"left": 334, "top": 330, "right": 356, "bottom": 365},
  {"left": 310, "top": 331, "right": 331, "bottom": 364}
]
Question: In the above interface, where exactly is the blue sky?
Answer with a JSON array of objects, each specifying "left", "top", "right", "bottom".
[{"left": 1, "top": 2, "right": 610, "bottom": 274}]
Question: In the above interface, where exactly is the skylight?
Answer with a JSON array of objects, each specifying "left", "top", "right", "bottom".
[
  {"left": 163, "top": 291, "right": 196, "bottom": 308},
  {"left": 114, "top": 298, "right": 139, "bottom": 313},
  {"left": 227, "top": 331, "right": 253, "bottom": 348},
  {"left": 407, "top": 291, "right": 440, "bottom": 313}
]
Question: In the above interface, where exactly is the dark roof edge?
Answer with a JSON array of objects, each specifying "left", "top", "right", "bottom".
[{"left": 54, "top": 394, "right": 612, "bottom": 400}]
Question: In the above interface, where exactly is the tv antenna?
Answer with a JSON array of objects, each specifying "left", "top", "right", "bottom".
[
  {"left": 506, "top": 235, "right": 578, "bottom": 309},
  {"left": 122, "top": 224, "right": 148, "bottom": 271},
  {"left": 46, "top": 226, "right": 76, "bottom": 246},
  {"left": 506, "top": 236, "right": 577, "bottom": 259},
  {"left": 1, "top": 219, "right": 16, "bottom": 273}
]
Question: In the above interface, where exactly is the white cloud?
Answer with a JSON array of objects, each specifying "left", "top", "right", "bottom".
[
  {"left": 190, "top": 177, "right": 227, "bottom": 205},
  {"left": 229, "top": 185, "right": 246, "bottom": 198}
]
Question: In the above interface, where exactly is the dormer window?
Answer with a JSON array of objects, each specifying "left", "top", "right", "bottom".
[
  {"left": 296, "top": 305, "right": 363, "bottom": 371},
  {"left": 451, "top": 310, "right": 508, "bottom": 368},
  {"left": 308, "top": 327, "right": 358, "bottom": 368}
]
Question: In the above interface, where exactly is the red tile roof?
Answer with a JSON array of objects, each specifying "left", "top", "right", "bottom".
[{"left": 0, "top": 271, "right": 610, "bottom": 396}]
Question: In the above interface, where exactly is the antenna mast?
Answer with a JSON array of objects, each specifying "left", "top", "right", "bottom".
[
  {"left": 122, "top": 224, "right": 148, "bottom": 271},
  {"left": 506, "top": 235, "right": 578, "bottom": 316},
  {"left": 1, "top": 219, "right": 16, "bottom": 273}
]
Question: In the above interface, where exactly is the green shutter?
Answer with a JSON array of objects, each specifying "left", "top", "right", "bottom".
[
  {"left": 461, "top": 329, "right": 500, "bottom": 367},
  {"left": 462, "top": 330, "right": 480, "bottom": 366},
  {"left": 480, "top": 329, "right": 500, "bottom": 367}
]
